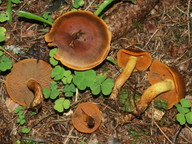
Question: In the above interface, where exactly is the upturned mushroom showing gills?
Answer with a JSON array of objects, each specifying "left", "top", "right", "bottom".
[
  {"left": 110, "top": 49, "right": 152, "bottom": 100},
  {"left": 72, "top": 102, "right": 102, "bottom": 133},
  {"left": 121, "top": 60, "right": 185, "bottom": 123},
  {"left": 5, "top": 59, "right": 52, "bottom": 108},
  {"left": 45, "top": 11, "right": 111, "bottom": 70},
  {"left": 136, "top": 60, "right": 185, "bottom": 112}
]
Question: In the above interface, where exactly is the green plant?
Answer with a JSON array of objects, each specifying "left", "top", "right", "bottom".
[
  {"left": 43, "top": 81, "right": 60, "bottom": 100},
  {"left": 0, "top": 47, "right": 12, "bottom": 72},
  {"left": 14, "top": 106, "right": 26, "bottom": 125},
  {"left": 119, "top": 89, "right": 140, "bottom": 112},
  {"left": 42, "top": 12, "right": 53, "bottom": 24},
  {"left": 49, "top": 48, "right": 58, "bottom": 66},
  {"left": 54, "top": 98, "right": 70, "bottom": 112},
  {"left": 17, "top": 11, "right": 53, "bottom": 25},
  {"left": 154, "top": 99, "right": 168, "bottom": 112},
  {"left": 0, "top": 27, "right": 6, "bottom": 42},
  {"left": 21, "top": 127, "right": 30, "bottom": 133},
  {"left": 175, "top": 98, "right": 192, "bottom": 125},
  {"left": 73, "top": 70, "right": 114, "bottom": 95},
  {"left": 73, "top": 0, "right": 85, "bottom": 9},
  {"left": 63, "top": 83, "right": 76, "bottom": 97}
]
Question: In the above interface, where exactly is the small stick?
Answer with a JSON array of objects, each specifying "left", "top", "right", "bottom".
[{"left": 153, "top": 121, "right": 174, "bottom": 144}]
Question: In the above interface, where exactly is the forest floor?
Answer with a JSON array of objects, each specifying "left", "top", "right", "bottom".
[{"left": 0, "top": 0, "right": 192, "bottom": 144}]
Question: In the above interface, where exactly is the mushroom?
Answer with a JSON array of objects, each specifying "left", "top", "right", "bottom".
[
  {"left": 72, "top": 102, "right": 102, "bottom": 133},
  {"left": 122, "top": 60, "right": 185, "bottom": 123},
  {"left": 45, "top": 11, "right": 111, "bottom": 70},
  {"left": 5, "top": 59, "right": 52, "bottom": 108},
  {"left": 110, "top": 49, "right": 152, "bottom": 100}
]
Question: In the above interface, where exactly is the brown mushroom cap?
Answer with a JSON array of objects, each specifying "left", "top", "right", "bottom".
[
  {"left": 148, "top": 60, "right": 185, "bottom": 109},
  {"left": 45, "top": 11, "right": 111, "bottom": 70},
  {"left": 5, "top": 59, "right": 52, "bottom": 107},
  {"left": 117, "top": 49, "right": 152, "bottom": 71},
  {"left": 72, "top": 102, "right": 102, "bottom": 133}
]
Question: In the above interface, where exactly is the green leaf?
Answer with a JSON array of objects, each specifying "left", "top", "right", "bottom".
[
  {"left": 11, "top": 0, "right": 20, "bottom": 4},
  {"left": 42, "top": 88, "right": 51, "bottom": 99},
  {"left": 42, "top": 12, "right": 53, "bottom": 23},
  {"left": 19, "top": 119, "right": 26, "bottom": 125},
  {"left": 185, "top": 112, "right": 192, "bottom": 125},
  {"left": 50, "top": 89, "right": 60, "bottom": 99},
  {"left": 14, "top": 106, "right": 23, "bottom": 114},
  {"left": 63, "top": 99, "right": 70, "bottom": 109},
  {"left": 0, "top": 56, "right": 12, "bottom": 71},
  {"left": 176, "top": 113, "right": 186, "bottom": 125},
  {"left": 0, "top": 13, "right": 9, "bottom": 22},
  {"left": 106, "top": 56, "right": 117, "bottom": 65},
  {"left": 50, "top": 81, "right": 58, "bottom": 89},
  {"left": 49, "top": 57, "right": 58, "bottom": 66},
  {"left": 180, "top": 98, "right": 192, "bottom": 108},
  {"left": 0, "top": 27, "right": 6, "bottom": 42},
  {"left": 49, "top": 48, "right": 57, "bottom": 57},
  {"left": 51, "top": 65, "right": 65, "bottom": 80},
  {"left": 90, "top": 83, "right": 100, "bottom": 95},
  {"left": 61, "top": 70, "right": 73, "bottom": 84},
  {"left": 63, "top": 83, "right": 76, "bottom": 97},
  {"left": 21, "top": 127, "right": 30, "bottom": 133},
  {"left": 0, "top": 51, "right": 3, "bottom": 56},
  {"left": 17, "top": 11, "right": 53, "bottom": 26},
  {"left": 73, "top": 70, "right": 96, "bottom": 90},
  {"left": 175, "top": 103, "right": 190, "bottom": 114},
  {"left": 54, "top": 98, "right": 65, "bottom": 112},
  {"left": 101, "top": 78, "right": 114, "bottom": 95}
]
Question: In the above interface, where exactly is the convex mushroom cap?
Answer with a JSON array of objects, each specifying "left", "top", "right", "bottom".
[
  {"left": 72, "top": 102, "right": 102, "bottom": 133},
  {"left": 5, "top": 59, "right": 52, "bottom": 108},
  {"left": 110, "top": 49, "right": 152, "bottom": 100},
  {"left": 45, "top": 11, "right": 111, "bottom": 70}
]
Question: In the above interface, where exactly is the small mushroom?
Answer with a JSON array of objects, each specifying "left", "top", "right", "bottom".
[
  {"left": 72, "top": 102, "right": 102, "bottom": 133},
  {"left": 122, "top": 60, "right": 185, "bottom": 123},
  {"left": 5, "top": 59, "right": 52, "bottom": 108},
  {"left": 45, "top": 11, "right": 111, "bottom": 70},
  {"left": 110, "top": 49, "right": 152, "bottom": 100}
]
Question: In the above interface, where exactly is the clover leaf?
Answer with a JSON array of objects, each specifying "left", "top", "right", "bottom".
[
  {"left": 0, "top": 14, "right": 9, "bottom": 22},
  {"left": 21, "top": 127, "right": 30, "bottom": 134},
  {"left": 0, "top": 27, "right": 6, "bottom": 42},
  {"left": 51, "top": 65, "right": 65, "bottom": 80},
  {"left": 185, "top": 112, "right": 192, "bottom": 125},
  {"left": 176, "top": 113, "right": 185, "bottom": 125},
  {"left": 175, "top": 103, "right": 190, "bottom": 114},
  {"left": 73, "top": 0, "right": 85, "bottom": 9},
  {"left": 73, "top": 70, "right": 96, "bottom": 90},
  {"left": 61, "top": 70, "right": 73, "bottom": 84},
  {"left": 54, "top": 98, "right": 70, "bottom": 112},
  {"left": 180, "top": 98, "right": 192, "bottom": 108},
  {"left": 101, "top": 78, "right": 114, "bottom": 95},
  {"left": 0, "top": 55, "right": 12, "bottom": 71},
  {"left": 63, "top": 83, "right": 76, "bottom": 97},
  {"left": 49, "top": 48, "right": 57, "bottom": 57}
]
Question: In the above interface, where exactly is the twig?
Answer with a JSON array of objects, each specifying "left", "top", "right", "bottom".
[
  {"left": 187, "top": 0, "right": 191, "bottom": 45},
  {"left": 153, "top": 121, "right": 174, "bottom": 144},
  {"left": 172, "top": 126, "right": 183, "bottom": 143},
  {"left": 63, "top": 127, "right": 74, "bottom": 144},
  {"left": 0, "top": 79, "right": 5, "bottom": 83},
  {"left": 143, "top": 28, "right": 159, "bottom": 49}
]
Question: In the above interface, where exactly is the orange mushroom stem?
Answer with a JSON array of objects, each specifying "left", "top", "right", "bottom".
[
  {"left": 27, "top": 79, "right": 43, "bottom": 108},
  {"left": 110, "top": 49, "right": 152, "bottom": 100}
]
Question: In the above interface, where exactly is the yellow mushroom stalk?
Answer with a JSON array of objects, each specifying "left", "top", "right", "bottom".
[
  {"left": 109, "top": 49, "right": 152, "bottom": 100},
  {"left": 110, "top": 56, "right": 137, "bottom": 99}
]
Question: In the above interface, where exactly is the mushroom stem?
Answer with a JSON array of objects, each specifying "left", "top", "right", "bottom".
[
  {"left": 120, "top": 79, "right": 175, "bottom": 123},
  {"left": 27, "top": 79, "right": 43, "bottom": 107},
  {"left": 110, "top": 56, "right": 138, "bottom": 100}
]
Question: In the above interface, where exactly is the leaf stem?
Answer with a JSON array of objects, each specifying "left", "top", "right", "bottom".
[{"left": 94, "top": 0, "right": 114, "bottom": 16}]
